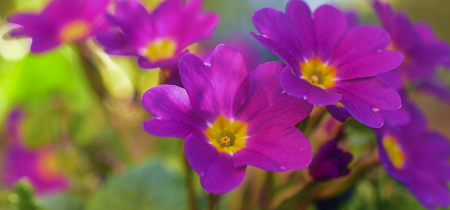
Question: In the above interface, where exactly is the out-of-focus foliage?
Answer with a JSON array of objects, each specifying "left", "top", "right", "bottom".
[
  {"left": 10, "top": 180, "right": 43, "bottom": 210},
  {"left": 87, "top": 160, "right": 187, "bottom": 210}
]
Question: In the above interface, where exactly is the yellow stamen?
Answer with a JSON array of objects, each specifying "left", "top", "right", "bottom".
[
  {"left": 300, "top": 56, "right": 337, "bottom": 89},
  {"left": 219, "top": 136, "right": 231, "bottom": 148},
  {"left": 144, "top": 38, "right": 177, "bottom": 62},
  {"left": 382, "top": 136, "right": 406, "bottom": 169},
  {"left": 203, "top": 115, "right": 248, "bottom": 155},
  {"left": 59, "top": 20, "right": 90, "bottom": 42}
]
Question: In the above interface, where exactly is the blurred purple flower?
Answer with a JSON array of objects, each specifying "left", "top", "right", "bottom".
[
  {"left": 251, "top": 0, "right": 403, "bottom": 128},
  {"left": 141, "top": 44, "right": 313, "bottom": 194},
  {"left": 373, "top": 0, "right": 450, "bottom": 103},
  {"left": 7, "top": 0, "right": 111, "bottom": 53},
  {"left": 2, "top": 109, "right": 68, "bottom": 195},
  {"left": 96, "top": 0, "right": 219, "bottom": 69},
  {"left": 309, "top": 139, "right": 352, "bottom": 181},
  {"left": 374, "top": 99, "right": 450, "bottom": 209}
]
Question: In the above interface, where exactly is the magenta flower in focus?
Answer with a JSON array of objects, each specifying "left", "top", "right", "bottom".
[
  {"left": 309, "top": 139, "right": 352, "bottom": 181},
  {"left": 7, "top": 0, "right": 111, "bottom": 53},
  {"left": 251, "top": 0, "right": 404, "bottom": 128},
  {"left": 96, "top": 0, "right": 219, "bottom": 69},
  {"left": 141, "top": 44, "right": 313, "bottom": 194},
  {"left": 373, "top": 0, "right": 450, "bottom": 103},
  {"left": 375, "top": 98, "right": 450, "bottom": 209},
  {"left": 2, "top": 109, "right": 68, "bottom": 195}
]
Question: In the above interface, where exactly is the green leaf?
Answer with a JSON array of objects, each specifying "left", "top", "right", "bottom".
[{"left": 87, "top": 160, "right": 188, "bottom": 210}]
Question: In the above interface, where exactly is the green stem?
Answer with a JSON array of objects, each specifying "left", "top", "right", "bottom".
[
  {"left": 183, "top": 157, "right": 199, "bottom": 210},
  {"left": 75, "top": 43, "right": 132, "bottom": 166},
  {"left": 260, "top": 171, "right": 275, "bottom": 210},
  {"left": 276, "top": 182, "right": 318, "bottom": 210},
  {"left": 207, "top": 193, "right": 220, "bottom": 210}
]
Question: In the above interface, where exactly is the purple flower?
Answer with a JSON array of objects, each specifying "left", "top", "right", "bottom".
[
  {"left": 7, "top": 0, "right": 111, "bottom": 53},
  {"left": 309, "top": 139, "right": 352, "bottom": 181},
  {"left": 96, "top": 0, "right": 219, "bottom": 69},
  {"left": 251, "top": 0, "right": 403, "bottom": 128},
  {"left": 373, "top": 0, "right": 450, "bottom": 103},
  {"left": 141, "top": 44, "right": 313, "bottom": 194},
  {"left": 2, "top": 109, "right": 68, "bottom": 195},
  {"left": 375, "top": 99, "right": 450, "bottom": 209}
]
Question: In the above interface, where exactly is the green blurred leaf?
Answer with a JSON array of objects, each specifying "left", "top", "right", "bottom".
[
  {"left": 38, "top": 194, "right": 84, "bottom": 210},
  {"left": 87, "top": 160, "right": 188, "bottom": 210},
  {"left": 10, "top": 180, "right": 44, "bottom": 210}
]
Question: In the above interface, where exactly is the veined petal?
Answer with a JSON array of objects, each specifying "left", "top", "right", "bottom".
[
  {"left": 340, "top": 93, "right": 384, "bottom": 128},
  {"left": 285, "top": 0, "right": 315, "bottom": 56},
  {"left": 237, "top": 62, "right": 286, "bottom": 119},
  {"left": 336, "top": 50, "right": 404, "bottom": 80},
  {"left": 314, "top": 5, "right": 348, "bottom": 60},
  {"left": 252, "top": 7, "right": 304, "bottom": 59},
  {"left": 142, "top": 118, "right": 199, "bottom": 139},
  {"left": 179, "top": 45, "right": 249, "bottom": 122},
  {"left": 250, "top": 33, "right": 299, "bottom": 73},
  {"left": 336, "top": 77, "right": 401, "bottom": 111},
  {"left": 330, "top": 26, "right": 392, "bottom": 67},
  {"left": 233, "top": 124, "right": 312, "bottom": 172},
  {"left": 141, "top": 85, "right": 205, "bottom": 131}
]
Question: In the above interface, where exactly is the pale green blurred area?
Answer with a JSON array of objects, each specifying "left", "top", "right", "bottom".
[{"left": 0, "top": 0, "right": 448, "bottom": 210}]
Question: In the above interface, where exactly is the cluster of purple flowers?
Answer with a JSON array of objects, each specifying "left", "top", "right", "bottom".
[{"left": 4, "top": 0, "right": 450, "bottom": 209}]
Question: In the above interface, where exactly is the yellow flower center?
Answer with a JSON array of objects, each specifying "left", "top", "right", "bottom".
[
  {"left": 300, "top": 56, "right": 337, "bottom": 89},
  {"left": 203, "top": 115, "right": 248, "bottom": 155},
  {"left": 143, "top": 38, "right": 177, "bottom": 62},
  {"left": 37, "top": 150, "right": 63, "bottom": 181},
  {"left": 59, "top": 20, "right": 91, "bottom": 42},
  {"left": 382, "top": 136, "right": 406, "bottom": 169}
]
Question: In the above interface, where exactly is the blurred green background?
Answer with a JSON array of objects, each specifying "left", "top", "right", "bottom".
[{"left": 0, "top": 0, "right": 449, "bottom": 209}]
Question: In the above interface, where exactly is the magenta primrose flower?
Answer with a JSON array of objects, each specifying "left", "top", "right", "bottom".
[
  {"left": 375, "top": 98, "right": 450, "bottom": 209},
  {"left": 309, "top": 139, "right": 352, "bottom": 181},
  {"left": 2, "top": 109, "right": 68, "bottom": 195},
  {"left": 141, "top": 44, "right": 313, "bottom": 194},
  {"left": 251, "top": 0, "right": 404, "bottom": 128},
  {"left": 96, "top": 0, "right": 219, "bottom": 69},
  {"left": 7, "top": 0, "right": 111, "bottom": 53},
  {"left": 373, "top": 0, "right": 450, "bottom": 103}
]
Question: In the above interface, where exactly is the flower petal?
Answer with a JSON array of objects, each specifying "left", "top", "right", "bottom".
[
  {"left": 237, "top": 61, "right": 286, "bottom": 119},
  {"left": 179, "top": 45, "right": 249, "bottom": 122},
  {"left": 178, "top": 12, "right": 219, "bottom": 48},
  {"left": 285, "top": 0, "right": 315, "bottom": 56},
  {"left": 95, "top": 32, "right": 138, "bottom": 56},
  {"left": 185, "top": 133, "right": 246, "bottom": 194},
  {"left": 314, "top": 5, "right": 348, "bottom": 60},
  {"left": 340, "top": 93, "right": 384, "bottom": 128},
  {"left": 377, "top": 70, "right": 403, "bottom": 90},
  {"left": 330, "top": 25, "right": 392, "bottom": 67},
  {"left": 250, "top": 33, "right": 299, "bottom": 73},
  {"left": 337, "top": 77, "right": 401, "bottom": 111},
  {"left": 233, "top": 124, "right": 312, "bottom": 172},
  {"left": 335, "top": 50, "right": 404, "bottom": 80},
  {"left": 109, "top": 0, "right": 153, "bottom": 47},
  {"left": 326, "top": 105, "right": 351, "bottom": 122},
  {"left": 245, "top": 93, "right": 313, "bottom": 132},
  {"left": 30, "top": 37, "right": 61, "bottom": 53},
  {"left": 417, "top": 80, "right": 450, "bottom": 103},
  {"left": 141, "top": 85, "right": 205, "bottom": 131},
  {"left": 252, "top": 8, "right": 303, "bottom": 59},
  {"left": 142, "top": 118, "right": 198, "bottom": 139},
  {"left": 280, "top": 66, "right": 342, "bottom": 105}
]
